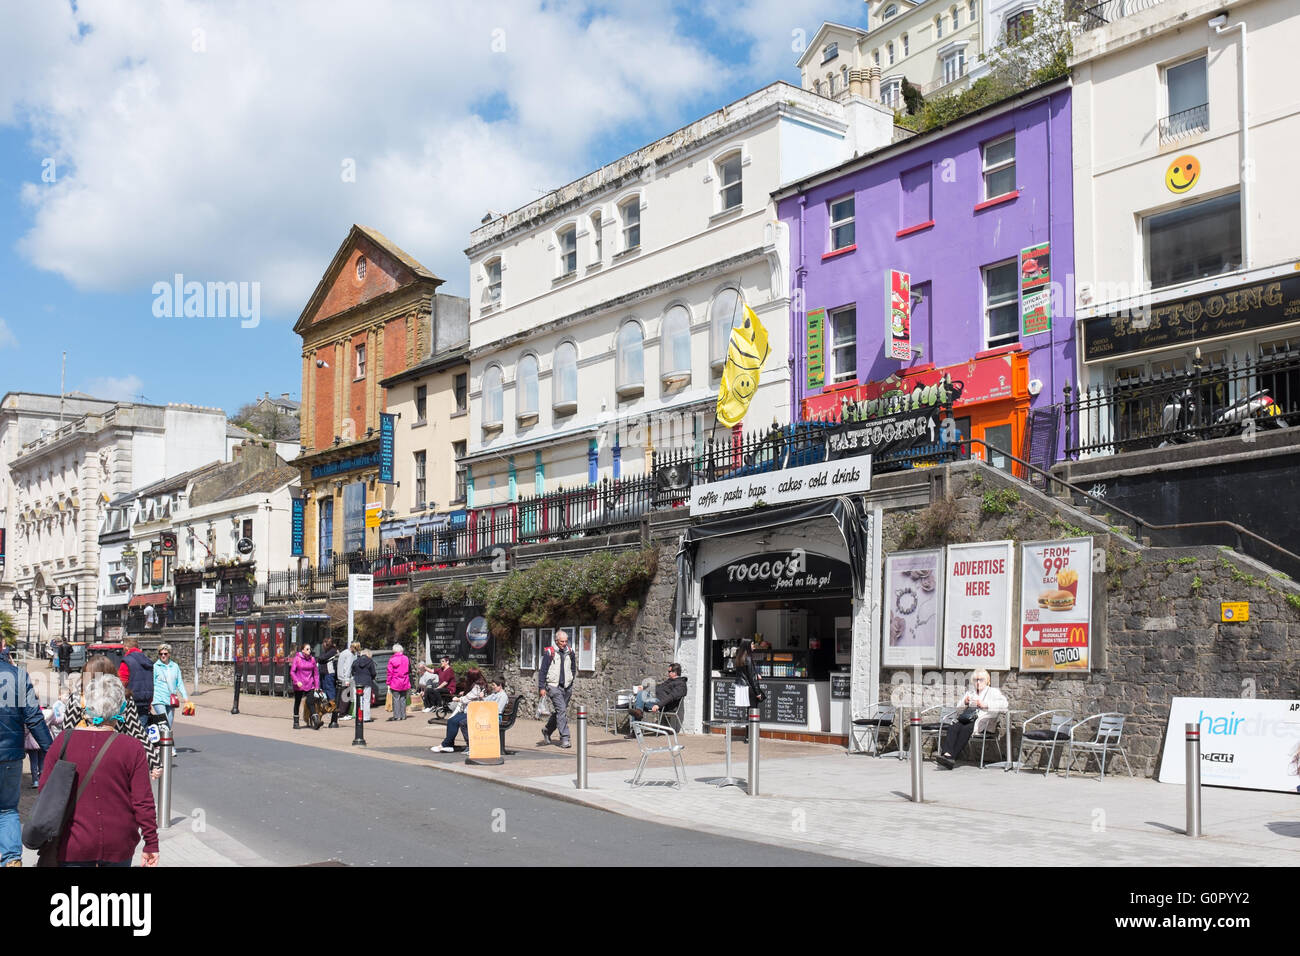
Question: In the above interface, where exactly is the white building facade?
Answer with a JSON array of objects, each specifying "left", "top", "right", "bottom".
[
  {"left": 1070, "top": 0, "right": 1300, "bottom": 452},
  {"left": 462, "top": 82, "right": 894, "bottom": 515}
]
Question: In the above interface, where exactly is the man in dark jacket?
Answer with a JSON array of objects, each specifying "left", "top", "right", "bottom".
[
  {"left": 119, "top": 645, "right": 155, "bottom": 723},
  {"left": 351, "top": 643, "right": 376, "bottom": 723},
  {"left": 537, "top": 631, "right": 578, "bottom": 748},
  {"left": 1, "top": 645, "right": 53, "bottom": 866},
  {"left": 628, "top": 663, "right": 687, "bottom": 729}
]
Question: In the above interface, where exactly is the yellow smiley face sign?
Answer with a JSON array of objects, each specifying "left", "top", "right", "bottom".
[{"left": 1166, "top": 154, "right": 1200, "bottom": 194}]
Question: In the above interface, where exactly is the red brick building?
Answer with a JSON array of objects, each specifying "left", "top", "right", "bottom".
[{"left": 294, "top": 225, "right": 443, "bottom": 566}]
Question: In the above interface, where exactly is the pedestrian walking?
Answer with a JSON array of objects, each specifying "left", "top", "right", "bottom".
[
  {"left": 59, "top": 656, "right": 160, "bottom": 779},
  {"left": 118, "top": 643, "right": 155, "bottom": 724},
  {"left": 318, "top": 638, "right": 339, "bottom": 727},
  {"left": 24, "top": 696, "right": 52, "bottom": 788},
  {"left": 386, "top": 644, "right": 411, "bottom": 721},
  {"left": 336, "top": 640, "right": 356, "bottom": 721},
  {"left": 290, "top": 644, "right": 320, "bottom": 730},
  {"left": 39, "top": 675, "right": 159, "bottom": 868},
  {"left": 150, "top": 643, "right": 189, "bottom": 729},
  {"left": 537, "top": 631, "right": 577, "bottom": 748},
  {"left": 1, "top": 644, "right": 53, "bottom": 867},
  {"left": 352, "top": 644, "right": 376, "bottom": 723}
]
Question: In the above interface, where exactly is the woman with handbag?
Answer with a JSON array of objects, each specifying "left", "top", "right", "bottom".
[
  {"left": 385, "top": 643, "right": 411, "bottom": 721},
  {"left": 34, "top": 675, "right": 158, "bottom": 867},
  {"left": 936, "top": 669, "right": 1008, "bottom": 769},
  {"left": 151, "top": 643, "right": 189, "bottom": 730},
  {"left": 731, "top": 642, "right": 766, "bottom": 743}
]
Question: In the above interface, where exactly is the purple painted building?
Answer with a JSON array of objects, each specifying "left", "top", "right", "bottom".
[{"left": 775, "top": 78, "right": 1075, "bottom": 468}]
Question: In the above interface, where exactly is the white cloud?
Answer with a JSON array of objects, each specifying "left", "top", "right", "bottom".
[
  {"left": 7, "top": 1, "right": 721, "bottom": 315},
  {"left": 0, "top": 318, "right": 17, "bottom": 349},
  {"left": 697, "top": 0, "right": 868, "bottom": 84},
  {"left": 82, "top": 374, "right": 144, "bottom": 401}
]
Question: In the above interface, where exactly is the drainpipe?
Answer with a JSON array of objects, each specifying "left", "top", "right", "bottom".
[
  {"left": 1212, "top": 15, "right": 1250, "bottom": 269},
  {"left": 794, "top": 195, "right": 808, "bottom": 419}
]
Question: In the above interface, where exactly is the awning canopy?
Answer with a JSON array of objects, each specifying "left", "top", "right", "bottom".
[
  {"left": 128, "top": 592, "right": 169, "bottom": 607},
  {"left": 674, "top": 496, "right": 870, "bottom": 625}
]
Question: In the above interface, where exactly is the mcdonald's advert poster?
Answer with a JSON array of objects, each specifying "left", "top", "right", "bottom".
[{"left": 1020, "top": 537, "right": 1093, "bottom": 672}]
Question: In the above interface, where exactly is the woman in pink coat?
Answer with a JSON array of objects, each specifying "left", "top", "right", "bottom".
[
  {"left": 290, "top": 644, "right": 321, "bottom": 730},
  {"left": 385, "top": 643, "right": 411, "bottom": 722}
]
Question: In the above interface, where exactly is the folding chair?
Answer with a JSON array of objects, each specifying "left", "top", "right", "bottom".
[{"left": 1065, "top": 713, "right": 1135, "bottom": 779}]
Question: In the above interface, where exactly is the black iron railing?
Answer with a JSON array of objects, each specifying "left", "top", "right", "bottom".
[
  {"left": 1159, "top": 103, "right": 1208, "bottom": 144},
  {"left": 1065, "top": 349, "right": 1300, "bottom": 458},
  {"left": 1079, "top": 0, "right": 1170, "bottom": 30}
]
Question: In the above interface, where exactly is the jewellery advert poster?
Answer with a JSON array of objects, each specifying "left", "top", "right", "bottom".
[
  {"left": 883, "top": 548, "right": 944, "bottom": 667},
  {"left": 1020, "top": 537, "right": 1092, "bottom": 672}
]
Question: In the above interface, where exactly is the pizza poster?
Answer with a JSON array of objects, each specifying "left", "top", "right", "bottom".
[
  {"left": 1020, "top": 537, "right": 1092, "bottom": 672},
  {"left": 1019, "top": 242, "right": 1052, "bottom": 336},
  {"left": 885, "top": 269, "right": 911, "bottom": 360},
  {"left": 943, "top": 540, "right": 1014, "bottom": 671}
]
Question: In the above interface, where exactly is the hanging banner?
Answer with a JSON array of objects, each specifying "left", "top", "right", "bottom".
[
  {"left": 291, "top": 497, "right": 305, "bottom": 557},
  {"left": 827, "top": 408, "right": 941, "bottom": 461},
  {"left": 379, "top": 412, "right": 395, "bottom": 484},
  {"left": 942, "top": 540, "right": 1014, "bottom": 671},
  {"left": 885, "top": 269, "right": 911, "bottom": 361},
  {"left": 1019, "top": 242, "right": 1052, "bottom": 336},
  {"left": 1019, "top": 537, "right": 1092, "bottom": 672},
  {"left": 883, "top": 548, "right": 944, "bottom": 667},
  {"left": 365, "top": 501, "right": 383, "bottom": 529},
  {"left": 1159, "top": 698, "right": 1300, "bottom": 794},
  {"left": 806, "top": 308, "right": 825, "bottom": 390}
]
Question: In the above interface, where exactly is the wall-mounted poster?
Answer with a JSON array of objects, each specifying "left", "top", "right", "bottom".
[
  {"left": 882, "top": 548, "right": 944, "bottom": 667},
  {"left": 578, "top": 625, "right": 597, "bottom": 671},
  {"left": 520, "top": 628, "right": 538, "bottom": 670},
  {"left": 885, "top": 269, "right": 912, "bottom": 360},
  {"left": 806, "top": 308, "right": 826, "bottom": 389},
  {"left": 1159, "top": 697, "right": 1300, "bottom": 793},
  {"left": 943, "top": 540, "right": 1014, "bottom": 671},
  {"left": 1020, "top": 537, "right": 1093, "bottom": 672},
  {"left": 539, "top": 628, "right": 554, "bottom": 653},
  {"left": 1019, "top": 242, "right": 1052, "bottom": 336}
]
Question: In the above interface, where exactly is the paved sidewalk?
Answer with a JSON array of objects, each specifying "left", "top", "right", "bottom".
[{"left": 21, "top": 661, "right": 1300, "bottom": 866}]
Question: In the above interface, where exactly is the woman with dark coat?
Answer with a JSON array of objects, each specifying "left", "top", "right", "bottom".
[
  {"left": 351, "top": 644, "right": 377, "bottom": 723},
  {"left": 731, "top": 642, "right": 765, "bottom": 742}
]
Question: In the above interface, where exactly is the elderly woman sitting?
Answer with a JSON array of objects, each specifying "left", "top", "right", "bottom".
[
  {"left": 936, "top": 669, "right": 1008, "bottom": 769},
  {"left": 40, "top": 675, "right": 159, "bottom": 867}
]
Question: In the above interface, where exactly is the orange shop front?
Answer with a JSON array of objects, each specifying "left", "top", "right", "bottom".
[{"left": 801, "top": 348, "right": 1032, "bottom": 472}]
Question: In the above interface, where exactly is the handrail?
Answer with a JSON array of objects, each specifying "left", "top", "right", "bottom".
[{"left": 965, "top": 438, "right": 1300, "bottom": 572}]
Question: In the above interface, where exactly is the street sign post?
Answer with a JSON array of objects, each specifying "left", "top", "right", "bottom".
[
  {"left": 195, "top": 587, "right": 217, "bottom": 691},
  {"left": 348, "top": 574, "right": 373, "bottom": 748}
]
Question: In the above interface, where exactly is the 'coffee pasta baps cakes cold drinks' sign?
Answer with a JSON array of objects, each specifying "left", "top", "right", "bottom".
[{"left": 1020, "top": 538, "right": 1093, "bottom": 672}]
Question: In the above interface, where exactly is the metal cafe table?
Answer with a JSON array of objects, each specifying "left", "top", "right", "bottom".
[{"left": 704, "top": 719, "right": 749, "bottom": 788}]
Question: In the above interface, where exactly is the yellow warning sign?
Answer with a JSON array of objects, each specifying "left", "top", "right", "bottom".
[{"left": 1220, "top": 602, "right": 1249, "bottom": 623}]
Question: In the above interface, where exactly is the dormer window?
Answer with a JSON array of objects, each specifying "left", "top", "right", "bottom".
[{"left": 882, "top": 3, "right": 898, "bottom": 19}]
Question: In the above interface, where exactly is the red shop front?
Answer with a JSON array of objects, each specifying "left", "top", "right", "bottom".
[{"left": 802, "top": 347, "right": 1031, "bottom": 470}]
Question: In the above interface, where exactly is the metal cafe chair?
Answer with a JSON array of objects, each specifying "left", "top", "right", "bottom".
[
  {"left": 850, "top": 703, "right": 900, "bottom": 758},
  {"left": 1016, "top": 710, "right": 1075, "bottom": 775},
  {"left": 1064, "top": 712, "right": 1135, "bottom": 779}
]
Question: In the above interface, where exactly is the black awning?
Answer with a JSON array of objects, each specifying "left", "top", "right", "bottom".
[{"left": 674, "top": 496, "right": 870, "bottom": 626}]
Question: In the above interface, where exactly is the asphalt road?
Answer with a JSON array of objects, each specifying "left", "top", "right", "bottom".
[{"left": 167, "top": 725, "right": 857, "bottom": 866}]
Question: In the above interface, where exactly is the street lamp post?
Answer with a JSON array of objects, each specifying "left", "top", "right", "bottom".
[{"left": 11, "top": 592, "right": 32, "bottom": 655}]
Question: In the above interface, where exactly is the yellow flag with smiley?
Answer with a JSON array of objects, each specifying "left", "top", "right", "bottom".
[{"left": 716, "top": 302, "right": 769, "bottom": 427}]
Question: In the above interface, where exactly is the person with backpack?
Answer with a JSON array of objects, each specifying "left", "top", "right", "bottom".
[{"left": 118, "top": 643, "right": 155, "bottom": 725}]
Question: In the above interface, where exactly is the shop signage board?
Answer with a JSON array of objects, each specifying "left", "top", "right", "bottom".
[
  {"left": 942, "top": 540, "right": 1014, "bottom": 671},
  {"left": 348, "top": 573, "right": 373, "bottom": 612},
  {"left": 702, "top": 551, "right": 851, "bottom": 597},
  {"left": 806, "top": 308, "right": 825, "bottom": 389},
  {"left": 883, "top": 548, "right": 944, "bottom": 667},
  {"left": 1019, "top": 242, "right": 1052, "bottom": 336},
  {"left": 1019, "top": 538, "right": 1092, "bottom": 672},
  {"left": 196, "top": 587, "right": 217, "bottom": 614},
  {"left": 310, "top": 450, "right": 381, "bottom": 480},
  {"left": 364, "top": 502, "right": 383, "bottom": 529},
  {"left": 885, "top": 269, "right": 912, "bottom": 360},
  {"left": 827, "top": 408, "right": 940, "bottom": 462},
  {"left": 1158, "top": 697, "right": 1300, "bottom": 793},
  {"left": 427, "top": 605, "right": 494, "bottom": 665},
  {"left": 830, "top": 673, "right": 851, "bottom": 700},
  {"left": 689, "top": 458, "right": 871, "bottom": 517},
  {"left": 1082, "top": 273, "right": 1300, "bottom": 362},
  {"left": 291, "top": 497, "right": 305, "bottom": 557},
  {"left": 379, "top": 413, "right": 395, "bottom": 484}
]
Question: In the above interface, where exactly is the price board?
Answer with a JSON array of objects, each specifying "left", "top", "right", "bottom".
[{"left": 1019, "top": 538, "right": 1093, "bottom": 672}]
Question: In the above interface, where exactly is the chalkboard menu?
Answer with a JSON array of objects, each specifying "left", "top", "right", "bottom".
[
  {"left": 830, "top": 672, "right": 851, "bottom": 700},
  {"left": 711, "top": 677, "right": 809, "bottom": 725}
]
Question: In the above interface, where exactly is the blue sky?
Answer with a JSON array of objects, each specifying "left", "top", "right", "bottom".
[{"left": 0, "top": 0, "right": 869, "bottom": 416}]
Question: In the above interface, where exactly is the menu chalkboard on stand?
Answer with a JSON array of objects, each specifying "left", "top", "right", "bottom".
[
  {"left": 711, "top": 677, "right": 809, "bottom": 725},
  {"left": 830, "top": 673, "right": 851, "bottom": 700}
]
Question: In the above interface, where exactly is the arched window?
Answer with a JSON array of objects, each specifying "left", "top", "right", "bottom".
[
  {"left": 883, "top": 4, "right": 898, "bottom": 19},
  {"left": 841, "top": 65, "right": 849, "bottom": 90},
  {"left": 553, "top": 342, "right": 578, "bottom": 413},
  {"left": 482, "top": 365, "right": 503, "bottom": 427},
  {"left": 557, "top": 224, "right": 577, "bottom": 276},
  {"left": 616, "top": 321, "right": 644, "bottom": 396},
  {"left": 516, "top": 354, "right": 539, "bottom": 419},
  {"left": 902, "top": 33, "right": 909, "bottom": 56},
  {"left": 936, "top": 15, "right": 944, "bottom": 38},
  {"left": 661, "top": 305, "right": 692, "bottom": 383},
  {"left": 590, "top": 211, "right": 603, "bottom": 264},
  {"left": 710, "top": 287, "right": 742, "bottom": 369},
  {"left": 887, "top": 42, "right": 895, "bottom": 65},
  {"left": 952, "top": 5, "right": 960, "bottom": 29}
]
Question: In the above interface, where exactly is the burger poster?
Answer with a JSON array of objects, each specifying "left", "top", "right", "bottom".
[
  {"left": 943, "top": 540, "right": 1014, "bottom": 671},
  {"left": 1020, "top": 537, "right": 1093, "bottom": 672},
  {"left": 883, "top": 548, "right": 944, "bottom": 667},
  {"left": 1019, "top": 242, "right": 1051, "bottom": 337},
  {"left": 885, "top": 269, "right": 912, "bottom": 360}
]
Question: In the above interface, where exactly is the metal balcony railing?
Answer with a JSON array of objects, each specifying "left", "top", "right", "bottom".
[
  {"left": 1159, "top": 103, "right": 1208, "bottom": 144},
  {"left": 1079, "top": 0, "right": 1172, "bottom": 31}
]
